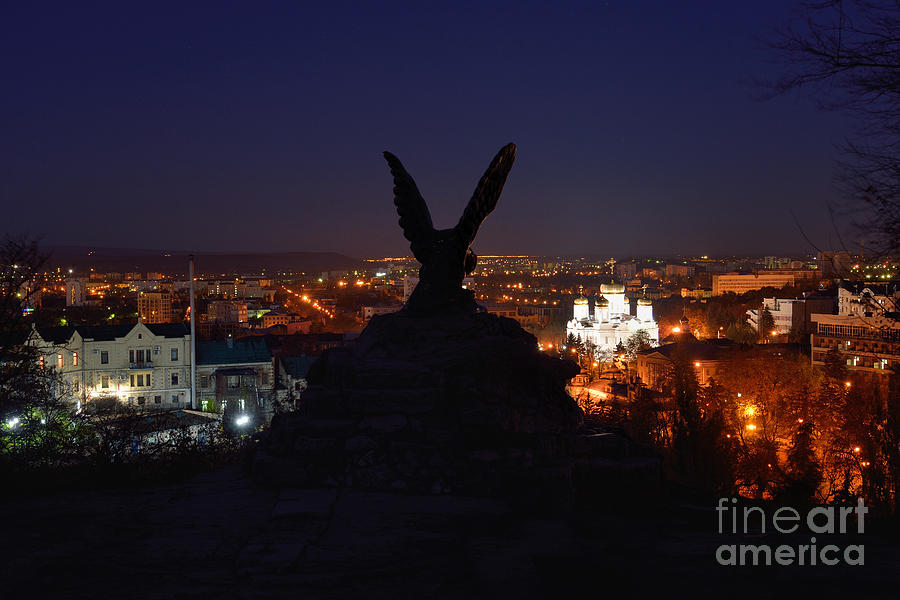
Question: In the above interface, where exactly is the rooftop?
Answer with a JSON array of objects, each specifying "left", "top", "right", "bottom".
[
  {"left": 196, "top": 338, "right": 272, "bottom": 366},
  {"left": 36, "top": 322, "right": 189, "bottom": 344}
]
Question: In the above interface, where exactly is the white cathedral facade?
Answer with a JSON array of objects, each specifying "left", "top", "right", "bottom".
[{"left": 566, "top": 283, "right": 659, "bottom": 354}]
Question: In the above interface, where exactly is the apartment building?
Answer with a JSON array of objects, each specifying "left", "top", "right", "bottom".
[
  {"left": 711, "top": 273, "right": 796, "bottom": 295},
  {"left": 137, "top": 290, "right": 174, "bottom": 323}
]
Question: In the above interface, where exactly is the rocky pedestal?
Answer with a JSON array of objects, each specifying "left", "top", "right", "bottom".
[{"left": 253, "top": 311, "right": 660, "bottom": 506}]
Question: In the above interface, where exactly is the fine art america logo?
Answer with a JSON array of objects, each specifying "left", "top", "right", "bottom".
[{"left": 715, "top": 497, "right": 867, "bottom": 566}]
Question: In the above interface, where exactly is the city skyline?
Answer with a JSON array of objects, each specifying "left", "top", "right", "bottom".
[{"left": 2, "top": 2, "right": 854, "bottom": 257}]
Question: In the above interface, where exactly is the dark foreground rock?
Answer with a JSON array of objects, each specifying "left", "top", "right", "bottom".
[
  {"left": 254, "top": 311, "right": 660, "bottom": 506},
  {"left": 4, "top": 467, "right": 897, "bottom": 599}
]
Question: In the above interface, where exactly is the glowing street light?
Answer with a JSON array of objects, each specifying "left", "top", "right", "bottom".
[{"left": 235, "top": 415, "right": 250, "bottom": 427}]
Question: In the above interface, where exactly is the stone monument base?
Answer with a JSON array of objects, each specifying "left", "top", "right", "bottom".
[{"left": 253, "top": 311, "right": 660, "bottom": 507}]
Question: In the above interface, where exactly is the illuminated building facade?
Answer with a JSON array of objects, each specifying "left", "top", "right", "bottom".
[
  {"left": 811, "top": 313, "right": 900, "bottom": 377},
  {"left": 837, "top": 281, "right": 899, "bottom": 317},
  {"left": 746, "top": 296, "right": 835, "bottom": 335},
  {"left": 138, "top": 290, "right": 174, "bottom": 323},
  {"left": 711, "top": 273, "right": 796, "bottom": 295},
  {"left": 565, "top": 282, "right": 659, "bottom": 355},
  {"left": 29, "top": 322, "right": 192, "bottom": 409}
]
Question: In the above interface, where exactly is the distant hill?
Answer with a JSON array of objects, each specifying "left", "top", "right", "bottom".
[{"left": 43, "top": 246, "right": 363, "bottom": 276}]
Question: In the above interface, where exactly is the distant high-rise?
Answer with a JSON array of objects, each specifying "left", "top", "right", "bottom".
[
  {"left": 615, "top": 262, "right": 637, "bottom": 280},
  {"left": 817, "top": 251, "right": 853, "bottom": 277},
  {"left": 207, "top": 300, "right": 248, "bottom": 324},
  {"left": 712, "top": 273, "right": 796, "bottom": 295},
  {"left": 66, "top": 278, "right": 86, "bottom": 307},
  {"left": 138, "top": 291, "right": 174, "bottom": 324}
]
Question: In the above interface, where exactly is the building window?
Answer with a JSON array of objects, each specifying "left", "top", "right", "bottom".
[
  {"left": 138, "top": 396, "right": 145, "bottom": 405},
  {"left": 39, "top": 356, "right": 44, "bottom": 370},
  {"left": 130, "top": 374, "right": 135, "bottom": 387},
  {"left": 261, "top": 371, "right": 269, "bottom": 385},
  {"left": 172, "top": 395, "right": 179, "bottom": 404},
  {"left": 57, "top": 354, "right": 64, "bottom": 369},
  {"left": 102, "top": 376, "right": 109, "bottom": 389},
  {"left": 154, "top": 395, "right": 161, "bottom": 404},
  {"left": 73, "top": 352, "right": 78, "bottom": 366},
  {"left": 201, "top": 376, "right": 209, "bottom": 388},
  {"left": 101, "top": 351, "right": 109, "bottom": 364},
  {"left": 171, "top": 373, "right": 179, "bottom": 386},
  {"left": 73, "top": 379, "right": 80, "bottom": 393},
  {"left": 171, "top": 348, "right": 178, "bottom": 361}
]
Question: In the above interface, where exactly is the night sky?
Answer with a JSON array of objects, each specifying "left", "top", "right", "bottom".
[{"left": 1, "top": 1, "right": 853, "bottom": 258}]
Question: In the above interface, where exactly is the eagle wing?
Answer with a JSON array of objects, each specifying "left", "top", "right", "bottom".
[
  {"left": 455, "top": 143, "right": 516, "bottom": 245},
  {"left": 384, "top": 151, "right": 434, "bottom": 258}
]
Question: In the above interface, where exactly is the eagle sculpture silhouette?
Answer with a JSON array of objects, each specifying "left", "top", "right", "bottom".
[{"left": 384, "top": 143, "right": 516, "bottom": 314}]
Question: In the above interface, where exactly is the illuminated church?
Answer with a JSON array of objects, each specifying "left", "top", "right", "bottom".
[{"left": 565, "top": 282, "right": 659, "bottom": 354}]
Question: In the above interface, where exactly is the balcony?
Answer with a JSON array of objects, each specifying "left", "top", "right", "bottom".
[{"left": 129, "top": 361, "right": 154, "bottom": 369}]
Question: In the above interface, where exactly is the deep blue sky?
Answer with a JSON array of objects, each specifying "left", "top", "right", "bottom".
[{"left": 1, "top": 1, "right": 853, "bottom": 258}]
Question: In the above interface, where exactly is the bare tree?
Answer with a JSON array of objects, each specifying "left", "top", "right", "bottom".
[
  {"left": 0, "top": 235, "right": 49, "bottom": 420},
  {"left": 768, "top": 0, "right": 900, "bottom": 257}
]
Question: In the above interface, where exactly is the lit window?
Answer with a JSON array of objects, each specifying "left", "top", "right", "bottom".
[
  {"left": 57, "top": 354, "right": 64, "bottom": 369},
  {"left": 73, "top": 352, "right": 78, "bottom": 366},
  {"left": 39, "top": 356, "right": 45, "bottom": 370},
  {"left": 102, "top": 376, "right": 109, "bottom": 389}
]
